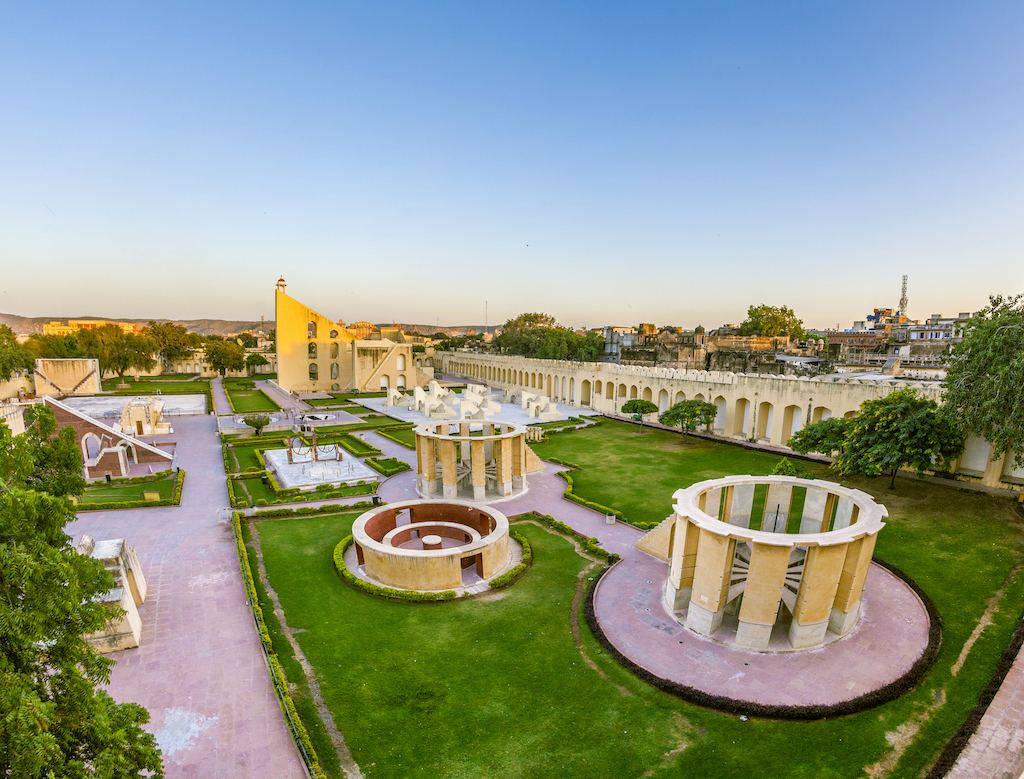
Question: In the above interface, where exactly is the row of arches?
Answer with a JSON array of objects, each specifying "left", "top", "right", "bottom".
[
  {"left": 443, "top": 358, "right": 854, "bottom": 447},
  {"left": 308, "top": 342, "right": 360, "bottom": 360},
  {"left": 307, "top": 322, "right": 340, "bottom": 339}
]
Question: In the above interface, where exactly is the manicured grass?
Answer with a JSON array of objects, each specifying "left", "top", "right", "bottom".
[
  {"left": 375, "top": 426, "right": 416, "bottom": 448},
  {"left": 253, "top": 420, "right": 1024, "bottom": 778},
  {"left": 232, "top": 476, "right": 374, "bottom": 506},
  {"left": 227, "top": 388, "right": 281, "bottom": 413},
  {"left": 108, "top": 380, "right": 211, "bottom": 394},
  {"left": 81, "top": 473, "right": 177, "bottom": 503}
]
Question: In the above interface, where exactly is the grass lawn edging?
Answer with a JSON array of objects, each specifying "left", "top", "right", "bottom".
[
  {"left": 513, "top": 512, "right": 620, "bottom": 564},
  {"left": 365, "top": 457, "right": 411, "bottom": 477},
  {"left": 554, "top": 468, "right": 662, "bottom": 531},
  {"left": 373, "top": 425, "right": 416, "bottom": 449},
  {"left": 231, "top": 514, "right": 327, "bottom": 779},
  {"left": 582, "top": 557, "right": 942, "bottom": 721},
  {"left": 76, "top": 469, "right": 185, "bottom": 512},
  {"left": 332, "top": 530, "right": 533, "bottom": 603}
]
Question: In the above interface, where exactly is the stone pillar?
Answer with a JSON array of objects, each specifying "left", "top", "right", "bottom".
[
  {"left": 665, "top": 515, "right": 700, "bottom": 611},
  {"left": 761, "top": 482, "right": 793, "bottom": 533},
  {"left": 788, "top": 544, "right": 846, "bottom": 648},
  {"left": 496, "top": 437, "right": 513, "bottom": 496},
  {"left": 722, "top": 483, "right": 755, "bottom": 528},
  {"left": 511, "top": 433, "right": 525, "bottom": 490},
  {"left": 735, "top": 542, "right": 791, "bottom": 650},
  {"left": 830, "top": 533, "right": 878, "bottom": 635},
  {"left": 440, "top": 438, "right": 458, "bottom": 499},
  {"left": 799, "top": 487, "right": 828, "bottom": 533},
  {"left": 471, "top": 440, "right": 486, "bottom": 501},
  {"left": 684, "top": 528, "right": 736, "bottom": 637}
]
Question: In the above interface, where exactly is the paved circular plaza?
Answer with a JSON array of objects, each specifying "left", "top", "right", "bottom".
[{"left": 592, "top": 550, "right": 934, "bottom": 711}]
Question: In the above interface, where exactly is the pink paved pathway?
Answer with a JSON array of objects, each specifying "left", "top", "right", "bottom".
[
  {"left": 66, "top": 416, "right": 306, "bottom": 779},
  {"left": 947, "top": 662, "right": 1024, "bottom": 778}
]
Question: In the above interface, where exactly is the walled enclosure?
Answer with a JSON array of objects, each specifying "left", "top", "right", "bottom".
[
  {"left": 274, "top": 278, "right": 433, "bottom": 394},
  {"left": 352, "top": 500, "right": 510, "bottom": 591},
  {"left": 415, "top": 421, "right": 535, "bottom": 502},
  {"left": 437, "top": 352, "right": 1024, "bottom": 491},
  {"left": 664, "top": 475, "right": 887, "bottom": 650}
]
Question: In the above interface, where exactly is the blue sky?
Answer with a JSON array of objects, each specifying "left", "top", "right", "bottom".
[{"left": 2, "top": 2, "right": 1021, "bottom": 329}]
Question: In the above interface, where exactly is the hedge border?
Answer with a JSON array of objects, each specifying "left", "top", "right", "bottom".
[
  {"left": 224, "top": 386, "right": 281, "bottom": 415},
  {"left": 231, "top": 515, "right": 326, "bottom": 778},
  {"left": 228, "top": 470, "right": 376, "bottom": 508},
  {"left": 373, "top": 426, "right": 416, "bottom": 450},
  {"left": 332, "top": 530, "right": 533, "bottom": 603},
  {"left": 76, "top": 469, "right": 186, "bottom": 512},
  {"left": 251, "top": 500, "right": 379, "bottom": 519},
  {"left": 923, "top": 608, "right": 1024, "bottom": 777},
  {"left": 583, "top": 556, "right": 942, "bottom": 720},
  {"left": 365, "top": 457, "right": 412, "bottom": 477},
  {"left": 513, "top": 512, "right": 619, "bottom": 564}
]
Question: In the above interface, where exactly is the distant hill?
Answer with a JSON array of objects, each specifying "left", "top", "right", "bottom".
[{"left": 0, "top": 313, "right": 274, "bottom": 337}]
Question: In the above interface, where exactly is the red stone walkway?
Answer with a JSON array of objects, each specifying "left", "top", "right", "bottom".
[{"left": 66, "top": 416, "right": 306, "bottom": 779}]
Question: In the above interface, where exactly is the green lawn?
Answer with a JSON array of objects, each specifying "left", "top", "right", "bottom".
[
  {"left": 250, "top": 420, "right": 1024, "bottom": 778},
  {"left": 81, "top": 473, "right": 177, "bottom": 503},
  {"left": 227, "top": 388, "right": 280, "bottom": 413},
  {"left": 375, "top": 427, "right": 416, "bottom": 448}
]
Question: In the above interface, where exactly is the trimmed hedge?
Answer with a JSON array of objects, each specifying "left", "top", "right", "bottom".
[
  {"left": 228, "top": 471, "right": 376, "bottom": 507},
  {"left": 487, "top": 531, "right": 532, "bottom": 589},
  {"left": 365, "top": 457, "right": 412, "bottom": 477},
  {"left": 231, "top": 516, "right": 326, "bottom": 778},
  {"left": 252, "top": 500, "right": 378, "bottom": 519},
  {"left": 517, "top": 512, "right": 619, "bottom": 563},
  {"left": 583, "top": 557, "right": 942, "bottom": 720},
  {"left": 557, "top": 470, "right": 630, "bottom": 526},
  {"left": 374, "top": 426, "right": 417, "bottom": 450},
  {"left": 76, "top": 469, "right": 186, "bottom": 512},
  {"left": 332, "top": 536, "right": 460, "bottom": 603}
]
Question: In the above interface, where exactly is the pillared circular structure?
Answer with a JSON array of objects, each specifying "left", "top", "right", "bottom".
[
  {"left": 414, "top": 421, "right": 530, "bottom": 502},
  {"left": 352, "top": 500, "right": 511, "bottom": 592}
]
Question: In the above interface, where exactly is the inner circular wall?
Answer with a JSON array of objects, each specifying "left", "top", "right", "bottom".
[
  {"left": 665, "top": 475, "right": 887, "bottom": 651},
  {"left": 352, "top": 499, "right": 510, "bottom": 592}
]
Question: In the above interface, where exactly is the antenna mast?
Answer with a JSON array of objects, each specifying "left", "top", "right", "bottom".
[{"left": 899, "top": 275, "right": 908, "bottom": 316}]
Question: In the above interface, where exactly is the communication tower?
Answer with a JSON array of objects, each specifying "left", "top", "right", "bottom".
[{"left": 899, "top": 275, "right": 908, "bottom": 317}]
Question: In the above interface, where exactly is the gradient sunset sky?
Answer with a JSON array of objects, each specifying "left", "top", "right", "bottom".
[{"left": 2, "top": 2, "right": 1022, "bottom": 329}]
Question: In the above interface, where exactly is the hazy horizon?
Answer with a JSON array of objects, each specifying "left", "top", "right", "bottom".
[{"left": 3, "top": 3, "right": 1021, "bottom": 328}]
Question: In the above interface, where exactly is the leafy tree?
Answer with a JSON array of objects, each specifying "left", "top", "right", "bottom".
[
  {"left": 77, "top": 325, "right": 156, "bottom": 381},
  {"left": 792, "top": 388, "right": 963, "bottom": 489},
  {"left": 245, "top": 353, "right": 269, "bottom": 375},
  {"left": 494, "top": 312, "right": 603, "bottom": 361},
  {"left": 143, "top": 321, "right": 200, "bottom": 366},
  {"left": 0, "top": 324, "right": 34, "bottom": 381},
  {"left": 659, "top": 399, "right": 718, "bottom": 443},
  {"left": 0, "top": 406, "right": 86, "bottom": 498},
  {"left": 0, "top": 421, "right": 164, "bottom": 777},
  {"left": 25, "top": 333, "right": 85, "bottom": 359},
  {"left": 205, "top": 340, "right": 245, "bottom": 376},
  {"left": 739, "top": 304, "right": 806, "bottom": 340},
  {"left": 943, "top": 294, "right": 1024, "bottom": 468},
  {"left": 772, "top": 457, "right": 802, "bottom": 476},
  {"left": 621, "top": 399, "right": 659, "bottom": 433},
  {"left": 242, "top": 413, "right": 271, "bottom": 436},
  {"left": 788, "top": 416, "right": 852, "bottom": 457},
  {"left": 236, "top": 332, "right": 259, "bottom": 349}
]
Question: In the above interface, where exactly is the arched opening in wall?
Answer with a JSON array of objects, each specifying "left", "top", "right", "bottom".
[
  {"left": 330, "top": 329, "right": 338, "bottom": 338},
  {"left": 531, "top": 373, "right": 536, "bottom": 388},
  {"left": 675, "top": 391, "right": 686, "bottom": 403},
  {"left": 308, "top": 343, "right": 317, "bottom": 359},
  {"left": 630, "top": 385, "right": 638, "bottom": 399},
  {"left": 82, "top": 434, "right": 101, "bottom": 461},
  {"left": 642, "top": 387, "right": 653, "bottom": 402},
  {"left": 812, "top": 406, "right": 832, "bottom": 423},
  {"left": 958, "top": 436, "right": 992, "bottom": 475},
  {"left": 331, "top": 363, "right": 339, "bottom": 380},
  {"left": 308, "top": 322, "right": 317, "bottom": 338},
  {"left": 519, "top": 371, "right": 524, "bottom": 385},
  {"left": 426, "top": 358, "right": 432, "bottom": 367},
  {"left": 734, "top": 398, "right": 751, "bottom": 437},
  {"left": 1001, "top": 449, "right": 1024, "bottom": 482},
  {"left": 605, "top": 382, "right": 614, "bottom": 399},
  {"left": 694, "top": 393, "right": 705, "bottom": 403},
  {"left": 331, "top": 383, "right": 339, "bottom": 391},
  {"left": 618, "top": 383, "right": 626, "bottom": 398},
  {"left": 331, "top": 342, "right": 339, "bottom": 358},
  {"left": 547, "top": 375, "right": 553, "bottom": 396},
  {"left": 118, "top": 441, "right": 136, "bottom": 464},
  {"left": 569, "top": 378, "right": 575, "bottom": 402},
  {"left": 415, "top": 359, "right": 422, "bottom": 368},
  {"left": 844, "top": 410, "right": 857, "bottom": 419},
  {"left": 397, "top": 354, "right": 406, "bottom": 371},
  {"left": 714, "top": 396, "right": 727, "bottom": 432},
  {"left": 309, "top": 363, "right": 318, "bottom": 381},
  {"left": 581, "top": 380, "right": 592, "bottom": 405},
  {"left": 397, "top": 374, "right": 406, "bottom": 389},
  {"left": 781, "top": 404, "right": 803, "bottom": 443},
  {"left": 658, "top": 389, "right": 669, "bottom": 412},
  {"left": 561, "top": 377, "right": 567, "bottom": 399},
  {"left": 380, "top": 375, "right": 390, "bottom": 390},
  {"left": 757, "top": 402, "right": 774, "bottom": 440}
]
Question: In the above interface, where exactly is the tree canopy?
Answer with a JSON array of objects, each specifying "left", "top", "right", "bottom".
[
  {"left": 494, "top": 313, "right": 603, "bottom": 361},
  {"left": 245, "top": 353, "right": 269, "bottom": 375},
  {"left": 242, "top": 413, "right": 271, "bottom": 436},
  {"left": 739, "top": 304, "right": 806, "bottom": 340},
  {"left": 790, "top": 388, "right": 964, "bottom": 488},
  {"left": 0, "top": 405, "right": 87, "bottom": 498},
  {"left": 621, "top": 399, "right": 659, "bottom": 433},
  {"left": 0, "top": 417, "right": 163, "bottom": 776},
  {"left": 659, "top": 400, "right": 718, "bottom": 443},
  {"left": 0, "top": 324, "right": 34, "bottom": 381},
  {"left": 236, "top": 332, "right": 259, "bottom": 349},
  {"left": 143, "top": 321, "right": 200, "bottom": 366},
  {"left": 77, "top": 325, "right": 156, "bottom": 380},
  {"left": 943, "top": 294, "right": 1024, "bottom": 468},
  {"left": 205, "top": 340, "right": 245, "bottom": 376},
  {"left": 25, "top": 333, "right": 86, "bottom": 359}
]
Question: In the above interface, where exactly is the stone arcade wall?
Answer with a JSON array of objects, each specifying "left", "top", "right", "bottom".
[{"left": 438, "top": 352, "right": 1023, "bottom": 493}]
